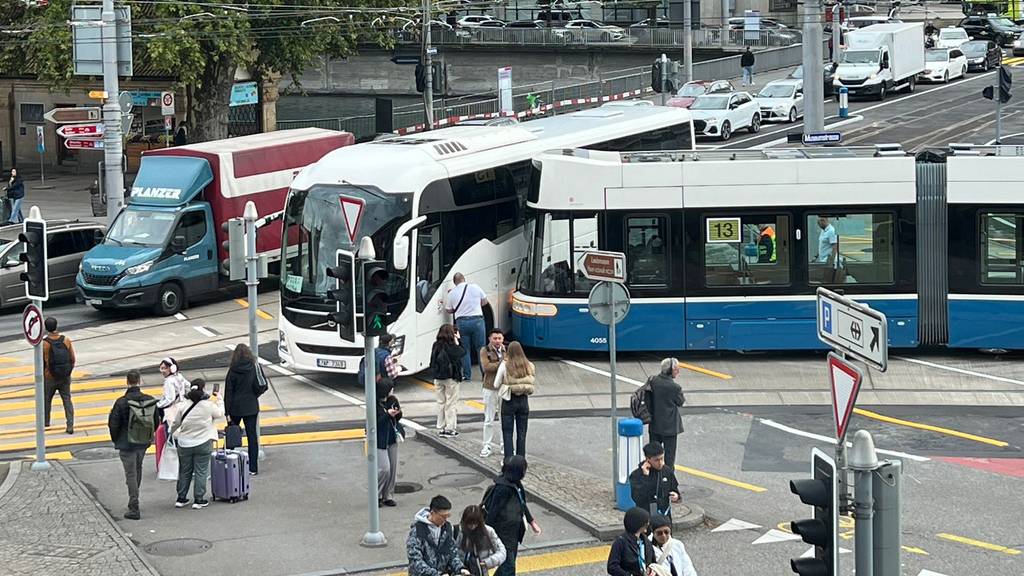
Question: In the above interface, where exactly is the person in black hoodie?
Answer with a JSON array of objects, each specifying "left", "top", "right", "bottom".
[
  {"left": 430, "top": 324, "right": 466, "bottom": 437},
  {"left": 484, "top": 455, "right": 542, "bottom": 576},
  {"left": 224, "top": 343, "right": 264, "bottom": 474},
  {"left": 107, "top": 370, "right": 160, "bottom": 520},
  {"left": 4, "top": 167, "right": 25, "bottom": 224},
  {"left": 607, "top": 507, "right": 654, "bottom": 576},
  {"left": 377, "top": 377, "right": 403, "bottom": 507}
]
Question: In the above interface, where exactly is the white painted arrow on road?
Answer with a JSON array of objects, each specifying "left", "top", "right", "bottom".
[
  {"left": 752, "top": 529, "right": 801, "bottom": 545},
  {"left": 712, "top": 518, "right": 762, "bottom": 533}
]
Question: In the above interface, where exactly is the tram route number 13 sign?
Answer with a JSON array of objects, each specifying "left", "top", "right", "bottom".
[{"left": 706, "top": 217, "right": 742, "bottom": 243}]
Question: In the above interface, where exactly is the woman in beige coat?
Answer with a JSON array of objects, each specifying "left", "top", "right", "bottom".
[{"left": 495, "top": 341, "right": 535, "bottom": 462}]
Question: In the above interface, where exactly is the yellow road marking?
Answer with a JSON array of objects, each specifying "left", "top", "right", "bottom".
[
  {"left": 235, "top": 298, "right": 250, "bottom": 309},
  {"left": 0, "top": 378, "right": 127, "bottom": 400},
  {"left": 0, "top": 365, "right": 33, "bottom": 376},
  {"left": 0, "top": 357, "right": 20, "bottom": 364},
  {"left": 236, "top": 298, "right": 274, "bottom": 320},
  {"left": 0, "top": 387, "right": 163, "bottom": 412},
  {"left": 0, "top": 404, "right": 276, "bottom": 426},
  {"left": 853, "top": 408, "right": 1009, "bottom": 447},
  {"left": 0, "top": 370, "right": 90, "bottom": 387},
  {"left": 937, "top": 533, "right": 1021, "bottom": 555},
  {"left": 23, "top": 451, "right": 74, "bottom": 461},
  {"left": 902, "top": 545, "right": 929, "bottom": 555},
  {"left": 677, "top": 361, "right": 732, "bottom": 380},
  {"left": 414, "top": 377, "right": 436, "bottom": 391},
  {"left": 142, "top": 427, "right": 363, "bottom": 453},
  {"left": 465, "top": 400, "right": 486, "bottom": 410},
  {"left": 384, "top": 544, "right": 611, "bottom": 576},
  {"left": 675, "top": 464, "right": 767, "bottom": 493}
]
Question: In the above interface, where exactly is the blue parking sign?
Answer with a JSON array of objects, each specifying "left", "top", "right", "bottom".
[{"left": 821, "top": 301, "right": 833, "bottom": 333}]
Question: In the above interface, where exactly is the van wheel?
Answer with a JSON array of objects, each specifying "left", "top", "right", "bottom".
[
  {"left": 154, "top": 283, "right": 183, "bottom": 316},
  {"left": 877, "top": 85, "right": 886, "bottom": 101}
]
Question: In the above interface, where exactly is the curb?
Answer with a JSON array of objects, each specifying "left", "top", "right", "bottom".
[
  {"left": 0, "top": 460, "right": 21, "bottom": 503},
  {"left": 59, "top": 460, "right": 163, "bottom": 576},
  {"left": 415, "top": 429, "right": 705, "bottom": 541}
]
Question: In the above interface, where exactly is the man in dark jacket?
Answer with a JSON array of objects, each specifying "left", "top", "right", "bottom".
[
  {"left": 741, "top": 46, "right": 755, "bottom": 86},
  {"left": 107, "top": 370, "right": 159, "bottom": 520},
  {"left": 629, "top": 442, "right": 680, "bottom": 520},
  {"left": 4, "top": 167, "right": 24, "bottom": 224},
  {"left": 648, "top": 357, "right": 685, "bottom": 469},
  {"left": 407, "top": 494, "right": 465, "bottom": 576}
]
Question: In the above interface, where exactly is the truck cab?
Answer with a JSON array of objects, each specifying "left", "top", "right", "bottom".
[{"left": 78, "top": 156, "right": 218, "bottom": 315}]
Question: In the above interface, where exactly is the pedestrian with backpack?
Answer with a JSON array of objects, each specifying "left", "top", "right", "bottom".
[
  {"left": 431, "top": 324, "right": 467, "bottom": 437},
  {"left": 484, "top": 456, "right": 542, "bottom": 576},
  {"left": 648, "top": 358, "right": 685, "bottom": 470},
  {"left": 42, "top": 317, "right": 76, "bottom": 434},
  {"left": 456, "top": 505, "right": 506, "bottom": 576},
  {"left": 107, "top": 370, "right": 159, "bottom": 520},
  {"left": 224, "top": 344, "right": 265, "bottom": 475}
]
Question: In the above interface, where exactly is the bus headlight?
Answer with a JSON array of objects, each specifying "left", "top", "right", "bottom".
[{"left": 511, "top": 295, "right": 558, "bottom": 317}]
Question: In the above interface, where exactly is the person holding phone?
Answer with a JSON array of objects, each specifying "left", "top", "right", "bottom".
[
  {"left": 170, "top": 379, "right": 224, "bottom": 509},
  {"left": 224, "top": 343, "right": 262, "bottom": 475}
]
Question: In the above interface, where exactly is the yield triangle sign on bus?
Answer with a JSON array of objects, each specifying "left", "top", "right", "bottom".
[
  {"left": 827, "top": 352, "right": 863, "bottom": 442},
  {"left": 339, "top": 195, "right": 365, "bottom": 244}
]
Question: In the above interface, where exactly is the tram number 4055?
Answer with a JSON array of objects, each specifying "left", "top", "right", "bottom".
[{"left": 590, "top": 337, "right": 608, "bottom": 344}]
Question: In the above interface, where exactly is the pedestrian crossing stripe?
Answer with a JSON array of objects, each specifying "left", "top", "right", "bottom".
[
  {"left": 0, "top": 387, "right": 164, "bottom": 413},
  {"left": 0, "top": 370, "right": 91, "bottom": 387},
  {"left": 712, "top": 518, "right": 762, "bottom": 532},
  {"left": 752, "top": 529, "right": 801, "bottom": 545},
  {"left": 1005, "top": 56, "right": 1024, "bottom": 66}
]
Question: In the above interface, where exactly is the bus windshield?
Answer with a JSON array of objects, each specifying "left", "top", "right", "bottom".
[{"left": 281, "top": 184, "right": 413, "bottom": 314}]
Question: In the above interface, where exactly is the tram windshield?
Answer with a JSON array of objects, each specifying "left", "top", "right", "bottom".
[{"left": 281, "top": 184, "right": 413, "bottom": 315}]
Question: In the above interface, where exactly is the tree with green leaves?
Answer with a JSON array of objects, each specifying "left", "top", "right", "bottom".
[{"left": 1, "top": 0, "right": 407, "bottom": 142}]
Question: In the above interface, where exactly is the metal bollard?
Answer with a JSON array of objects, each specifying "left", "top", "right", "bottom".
[
  {"left": 839, "top": 86, "right": 850, "bottom": 119},
  {"left": 872, "top": 459, "right": 902, "bottom": 575}
]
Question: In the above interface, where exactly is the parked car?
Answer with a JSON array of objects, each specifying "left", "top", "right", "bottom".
[
  {"left": 919, "top": 48, "right": 968, "bottom": 83},
  {"left": 666, "top": 80, "right": 734, "bottom": 109},
  {"left": 959, "top": 16, "right": 1021, "bottom": 47},
  {"left": 630, "top": 17, "right": 671, "bottom": 28},
  {"left": 507, "top": 19, "right": 546, "bottom": 28},
  {"left": 961, "top": 40, "right": 1002, "bottom": 72},
  {"left": 0, "top": 220, "right": 105, "bottom": 308},
  {"left": 538, "top": 11, "right": 576, "bottom": 27},
  {"left": 555, "top": 19, "right": 626, "bottom": 41},
  {"left": 689, "top": 92, "right": 761, "bottom": 140},
  {"left": 789, "top": 63, "right": 836, "bottom": 97},
  {"left": 755, "top": 79, "right": 804, "bottom": 123},
  {"left": 457, "top": 15, "right": 500, "bottom": 28},
  {"left": 935, "top": 27, "right": 970, "bottom": 49}
]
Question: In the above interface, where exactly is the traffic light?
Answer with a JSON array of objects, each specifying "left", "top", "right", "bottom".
[
  {"left": 666, "top": 59, "right": 680, "bottom": 93},
  {"left": 651, "top": 59, "right": 664, "bottom": 93},
  {"left": 983, "top": 85, "right": 995, "bottom": 100},
  {"left": 414, "top": 63, "right": 444, "bottom": 94},
  {"left": 415, "top": 63, "right": 427, "bottom": 93},
  {"left": 326, "top": 250, "right": 356, "bottom": 341},
  {"left": 19, "top": 219, "right": 47, "bottom": 301},
  {"left": 789, "top": 449, "right": 837, "bottom": 576},
  {"left": 361, "top": 260, "right": 391, "bottom": 337},
  {"left": 999, "top": 65, "right": 1012, "bottom": 103},
  {"left": 224, "top": 218, "right": 245, "bottom": 281}
]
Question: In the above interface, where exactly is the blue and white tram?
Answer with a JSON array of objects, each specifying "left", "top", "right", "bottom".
[{"left": 513, "top": 145, "right": 1024, "bottom": 352}]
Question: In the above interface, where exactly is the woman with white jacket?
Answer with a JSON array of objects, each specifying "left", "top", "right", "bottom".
[
  {"left": 155, "top": 357, "right": 189, "bottom": 471},
  {"left": 170, "top": 378, "right": 224, "bottom": 509},
  {"left": 456, "top": 505, "right": 506, "bottom": 576},
  {"left": 649, "top": 514, "right": 698, "bottom": 576}
]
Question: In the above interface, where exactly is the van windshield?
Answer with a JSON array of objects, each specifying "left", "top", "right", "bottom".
[
  {"left": 106, "top": 208, "right": 176, "bottom": 247},
  {"left": 842, "top": 50, "right": 879, "bottom": 65}
]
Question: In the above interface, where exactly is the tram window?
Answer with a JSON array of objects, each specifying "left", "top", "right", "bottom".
[
  {"left": 531, "top": 212, "right": 600, "bottom": 295},
  {"left": 415, "top": 223, "right": 443, "bottom": 312},
  {"left": 980, "top": 213, "right": 1023, "bottom": 285},
  {"left": 626, "top": 216, "right": 669, "bottom": 287},
  {"left": 806, "top": 213, "right": 893, "bottom": 285},
  {"left": 703, "top": 216, "right": 790, "bottom": 287},
  {"left": 572, "top": 214, "right": 600, "bottom": 294}
]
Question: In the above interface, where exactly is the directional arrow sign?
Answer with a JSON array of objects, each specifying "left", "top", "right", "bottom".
[
  {"left": 56, "top": 123, "right": 104, "bottom": 138},
  {"left": 828, "top": 352, "right": 863, "bottom": 442},
  {"left": 64, "top": 138, "right": 104, "bottom": 150},
  {"left": 43, "top": 107, "right": 102, "bottom": 124},
  {"left": 580, "top": 250, "right": 626, "bottom": 283},
  {"left": 816, "top": 287, "right": 888, "bottom": 371}
]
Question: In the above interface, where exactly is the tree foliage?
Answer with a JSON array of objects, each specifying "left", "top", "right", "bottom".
[{"left": 1, "top": 0, "right": 406, "bottom": 141}]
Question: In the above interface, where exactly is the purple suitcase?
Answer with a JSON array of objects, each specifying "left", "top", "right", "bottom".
[{"left": 210, "top": 449, "right": 250, "bottom": 503}]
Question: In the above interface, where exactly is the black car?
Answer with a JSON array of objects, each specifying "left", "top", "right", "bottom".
[
  {"left": 789, "top": 63, "right": 836, "bottom": 97},
  {"left": 959, "top": 16, "right": 1021, "bottom": 46},
  {"left": 961, "top": 40, "right": 1002, "bottom": 71}
]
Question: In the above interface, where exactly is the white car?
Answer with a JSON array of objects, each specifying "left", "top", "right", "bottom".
[
  {"left": 689, "top": 92, "right": 761, "bottom": 140},
  {"left": 755, "top": 79, "right": 804, "bottom": 123},
  {"left": 919, "top": 48, "right": 968, "bottom": 83},
  {"left": 555, "top": 19, "right": 626, "bottom": 41},
  {"left": 457, "top": 15, "right": 500, "bottom": 28},
  {"left": 935, "top": 27, "right": 970, "bottom": 49}
]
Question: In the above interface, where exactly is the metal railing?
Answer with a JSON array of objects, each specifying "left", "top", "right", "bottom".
[{"left": 392, "top": 27, "right": 802, "bottom": 50}]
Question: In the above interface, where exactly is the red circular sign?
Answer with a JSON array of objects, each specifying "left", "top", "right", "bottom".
[
  {"left": 162, "top": 93, "right": 173, "bottom": 106},
  {"left": 23, "top": 304, "right": 43, "bottom": 346}
]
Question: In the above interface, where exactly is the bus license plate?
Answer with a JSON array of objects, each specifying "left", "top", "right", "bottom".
[{"left": 317, "top": 358, "right": 346, "bottom": 369}]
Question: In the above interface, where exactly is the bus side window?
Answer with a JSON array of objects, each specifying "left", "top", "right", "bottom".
[{"left": 415, "top": 222, "right": 443, "bottom": 312}]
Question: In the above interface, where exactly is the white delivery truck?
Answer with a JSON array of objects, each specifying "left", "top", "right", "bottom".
[{"left": 834, "top": 22, "right": 926, "bottom": 100}]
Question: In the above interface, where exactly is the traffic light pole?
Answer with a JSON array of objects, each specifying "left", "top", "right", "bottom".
[
  {"left": 359, "top": 237, "right": 386, "bottom": 547},
  {"left": 101, "top": 0, "right": 125, "bottom": 227},
  {"left": 682, "top": 3, "right": 693, "bottom": 83},
  {"left": 996, "top": 86, "right": 1003, "bottom": 144},
  {"left": 850, "top": 430, "right": 879, "bottom": 576},
  {"left": 660, "top": 53, "right": 668, "bottom": 105},
  {"left": 31, "top": 296, "right": 48, "bottom": 472},
  {"left": 242, "top": 202, "right": 264, "bottom": 460}
]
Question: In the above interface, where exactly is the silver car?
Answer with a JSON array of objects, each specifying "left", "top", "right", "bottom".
[{"left": 0, "top": 220, "right": 105, "bottom": 307}]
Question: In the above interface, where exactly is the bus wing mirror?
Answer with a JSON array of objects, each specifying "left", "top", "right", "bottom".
[{"left": 392, "top": 215, "right": 428, "bottom": 271}]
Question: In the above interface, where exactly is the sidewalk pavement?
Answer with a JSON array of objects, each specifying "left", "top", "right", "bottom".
[
  {"left": 62, "top": 431, "right": 595, "bottom": 576},
  {"left": 0, "top": 459, "right": 159, "bottom": 576}
]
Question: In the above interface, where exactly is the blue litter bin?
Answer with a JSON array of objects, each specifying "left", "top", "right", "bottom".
[{"left": 616, "top": 418, "right": 644, "bottom": 511}]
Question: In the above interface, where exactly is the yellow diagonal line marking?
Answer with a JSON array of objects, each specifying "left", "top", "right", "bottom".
[
  {"left": 678, "top": 361, "right": 732, "bottom": 380},
  {"left": 853, "top": 408, "right": 1008, "bottom": 447},
  {"left": 465, "top": 400, "right": 486, "bottom": 410},
  {"left": 676, "top": 464, "right": 767, "bottom": 493},
  {"left": 256, "top": 309, "right": 274, "bottom": 320},
  {"left": 0, "top": 357, "right": 21, "bottom": 364},
  {"left": 0, "top": 387, "right": 163, "bottom": 412},
  {"left": 0, "top": 370, "right": 90, "bottom": 387},
  {"left": 0, "top": 365, "right": 33, "bottom": 376},
  {"left": 937, "top": 533, "right": 1021, "bottom": 555}
]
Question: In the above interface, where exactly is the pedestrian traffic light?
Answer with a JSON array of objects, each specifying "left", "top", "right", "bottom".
[
  {"left": 361, "top": 260, "right": 391, "bottom": 337},
  {"left": 19, "top": 219, "right": 47, "bottom": 301},
  {"left": 983, "top": 85, "right": 995, "bottom": 100},
  {"left": 651, "top": 59, "right": 664, "bottom": 93},
  {"left": 666, "top": 60, "right": 680, "bottom": 93},
  {"left": 789, "top": 449, "right": 837, "bottom": 576},
  {"left": 224, "top": 218, "right": 245, "bottom": 281},
  {"left": 326, "top": 250, "right": 356, "bottom": 341},
  {"left": 999, "top": 65, "right": 1012, "bottom": 103},
  {"left": 414, "top": 63, "right": 444, "bottom": 94}
]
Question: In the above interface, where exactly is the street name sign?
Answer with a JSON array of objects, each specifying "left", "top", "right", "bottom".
[
  {"left": 827, "top": 352, "right": 863, "bottom": 441},
  {"left": 580, "top": 250, "right": 626, "bottom": 283},
  {"left": 803, "top": 131, "right": 842, "bottom": 145},
  {"left": 56, "top": 123, "right": 104, "bottom": 138},
  {"left": 816, "top": 287, "right": 888, "bottom": 371},
  {"left": 44, "top": 107, "right": 101, "bottom": 124}
]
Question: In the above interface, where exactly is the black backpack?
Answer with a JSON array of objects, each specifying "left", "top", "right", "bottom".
[
  {"left": 630, "top": 378, "right": 653, "bottom": 425},
  {"left": 47, "top": 336, "right": 74, "bottom": 378}
]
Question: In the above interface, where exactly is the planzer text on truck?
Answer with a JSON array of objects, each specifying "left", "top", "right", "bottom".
[{"left": 77, "top": 128, "right": 354, "bottom": 316}]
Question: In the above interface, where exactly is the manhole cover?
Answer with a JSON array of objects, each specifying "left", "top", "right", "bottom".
[
  {"left": 73, "top": 447, "right": 120, "bottom": 461},
  {"left": 395, "top": 481, "right": 422, "bottom": 494},
  {"left": 428, "top": 472, "right": 482, "bottom": 488},
  {"left": 144, "top": 538, "right": 212, "bottom": 557}
]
